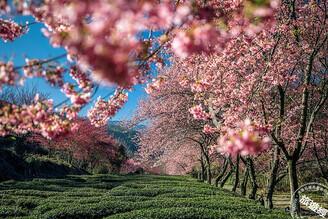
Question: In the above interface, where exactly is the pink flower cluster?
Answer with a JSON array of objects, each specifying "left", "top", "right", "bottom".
[
  {"left": 188, "top": 104, "right": 210, "bottom": 120},
  {"left": 58, "top": 67, "right": 93, "bottom": 120},
  {"left": 209, "top": 145, "right": 218, "bottom": 156},
  {"left": 179, "top": 77, "right": 190, "bottom": 88},
  {"left": 247, "top": 121, "right": 272, "bottom": 135},
  {"left": 40, "top": 114, "right": 77, "bottom": 139},
  {"left": 0, "top": 60, "right": 92, "bottom": 138},
  {"left": 0, "top": 61, "right": 18, "bottom": 91},
  {"left": 0, "top": 95, "right": 76, "bottom": 139},
  {"left": 203, "top": 124, "right": 219, "bottom": 134},
  {"left": 0, "top": 2, "right": 10, "bottom": 13},
  {"left": 87, "top": 91, "right": 128, "bottom": 127},
  {"left": 61, "top": 83, "right": 91, "bottom": 108},
  {"left": 23, "top": 59, "right": 65, "bottom": 87},
  {"left": 22, "top": 0, "right": 277, "bottom": 88},
  {"left": 217, "top": 120, "right": 271, "bottom": 156},
  {"left": 144, "top": 77, "right": 166, "bottom": 94},
  {"left": 30, "top": 0, "right": 189, "bottom": 88},
  {"left": 68, "top": 66, "right": 92, "bottom": 93},
  {"left": 170, "top": 0, "right": 279, "bottom": 58},
  {"left": 191, "top": 82, "right": 207, "bottom": 92},
  {"left": 59, "top": 105, "right": 80, "bottom": 121},
  {"left": 171, "top": 24, "right": 220, "bottom": 58},
  {"left": 0, "top": 18, "right": 25, "bottom": 42}
]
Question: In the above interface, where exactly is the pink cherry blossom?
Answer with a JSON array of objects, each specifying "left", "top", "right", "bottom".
[
  {"left": 188, "top": 104, "right": 210, "bottom": 120},
  {"left": 0, "top": 18, "right": 25, "bottom": 42},
  {"left": 0, "top": 61, "right": 18, "bottom": 91}
]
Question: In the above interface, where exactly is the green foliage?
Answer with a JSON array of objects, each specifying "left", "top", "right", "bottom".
[
  {"left": 0, "top": 136, "right": 87, "bottom": 182},
  {"left": 93, "top": 165, "right": 110, "bottom": 174},
  {"left": 0, "top": 206, "right": 28, "bottom": 217},
  {"left": 0, "top": 175, "right": 291, "bottom": 218},
  {"left": 25, "top": 155, "right": 41, "bottom": 168}
]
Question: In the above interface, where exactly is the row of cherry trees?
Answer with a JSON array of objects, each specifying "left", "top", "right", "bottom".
[
  {"left": 132, "top": 0, "right": 328, "bottom": 213},
  {"left": 131, "top": 59, "right": 272, "bottom": 206},
  {"left": 133, "top": 52, "right": 327, "bottom": 210}
]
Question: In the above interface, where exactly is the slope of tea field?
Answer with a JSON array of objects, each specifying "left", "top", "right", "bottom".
[{"left": 0, "top": 175, "right": 291, "bottom": 218}]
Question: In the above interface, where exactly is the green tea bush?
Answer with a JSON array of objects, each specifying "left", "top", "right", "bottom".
[
  {"left": 0, "top": 174, "right": 291, "bottom": 218},
  {"left": 93, "top": 166, "right": 110, "bottom": 174},
  {"left": 0, "top": 206, "right": 28, "bottom": 217},
  {"left": 106, "top": 207, "right": 230, "bottom": 219}
]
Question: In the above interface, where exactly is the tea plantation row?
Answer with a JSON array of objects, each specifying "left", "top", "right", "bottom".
[{"left": 0, "top": 174, "right": 291, "bottom": 218}]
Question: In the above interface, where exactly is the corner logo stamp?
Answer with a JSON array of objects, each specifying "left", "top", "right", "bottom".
[{"left": 291, "top": 182, "right": 328, "bottom": 218}]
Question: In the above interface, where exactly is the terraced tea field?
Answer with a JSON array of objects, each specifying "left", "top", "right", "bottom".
[{"left": 0, "top": 174, "right": 291, "bottom": 218}]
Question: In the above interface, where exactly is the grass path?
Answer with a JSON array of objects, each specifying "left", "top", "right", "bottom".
[
  {"left": 0, "top": 174, "right": 291, "bottom": 218},
  {"left": 224, "top": 184, "right": 328, "bottom": 218}
]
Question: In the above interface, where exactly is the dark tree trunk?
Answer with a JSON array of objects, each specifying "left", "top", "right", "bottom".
[
  {"left": 220, "top": 158, "right": 234, "bottom": 188},
  {"left": 265, "top": 146, "right": 280, "bottom": 209},
  {"left": 247, "top": 158, "right": 258, "bottom": 200},
  {"left": 68, "top": 152, "right": 73, "bottom": 165},
  {"left": 215, "top": 158, "right": 228, "bottom": 187},
  {"left": 241, "top": 168, "right": 249, "bottom": 196},
  {"left": 288, "top": 159, "right": 300, "bottom": 217},
  {"left": 232, "top": 155, "right": 240, "bottom": 192},
  {"left": 313, "top": 137, "right": 328, "bottom": 184},
  {"left": 81, "top": 159, "right": 88, "bottom": 170},
  {"left": 200, "top": 158, "right": 205, "bottom": 181},
  {"left": 220, "top": 170, "right": 232, "bottom": 188},
  {"left": 204, "top": 155, "right": 211, "bottom": 184}
]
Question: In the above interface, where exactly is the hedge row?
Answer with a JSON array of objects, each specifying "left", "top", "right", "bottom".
[{"left": 0, "top": 174, "right": 291, "bottom": 218}]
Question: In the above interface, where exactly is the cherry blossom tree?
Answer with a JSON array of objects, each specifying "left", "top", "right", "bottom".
[
  {"left": 29, "top": 118, "right": 125, "bottom": 171},
  {"left": 131, "top": 61, "right": 218, "bottom": 180},
  {"left": 133, "top": 0, "right": 327, "bottom": 212},
  {"left": 160, "top": 0, "right": 327, "bottom": 213},
  {"left": 0, "top": 0, "right": 278, "bottom": 138}
]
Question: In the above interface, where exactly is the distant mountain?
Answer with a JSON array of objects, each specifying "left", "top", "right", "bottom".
[{"left": 106, "top": 121, "right": 146, "bottom": 156}]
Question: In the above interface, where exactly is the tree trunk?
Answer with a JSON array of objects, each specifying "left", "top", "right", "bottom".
[
  {"left": 81, "top": 159, "right": 88, "bottom": 170},
  {"left": 312, "top": 136, "right": 328, "bottom": 184},
  {"left": 68, "top": 152, "right": 73, "bottom": 165},
  {"left": 215, "top": 158, "right": 228, "bottom": 187},
  {"left": 265, "top": 146, "right": 280, "bottom": 209},
  {"left": 241, "top": 168, "right": 248, "bottom": 196},
  {"left": 232, "top": 155, "right": 240, "bottom": 192},
  {"left": 220, "top": 158, "right": 234, "bottom": 188},
  {"left": 200, "top": 159, "right": 205, "bottom": 181},
  {"left": 287, "top": 159, "right": 300, "bottom": 217},
  {"left": 204, "top": 154, "right": 211, "bottom": 184},
  {"left": 220, "top": 169, "right": 232, "bottom": 188},
  {"left": 315, "top": 156, "right": 328, "bottom": 184},
  {"left": 247, "top": 158, "right": 258, "bottom": 200}
]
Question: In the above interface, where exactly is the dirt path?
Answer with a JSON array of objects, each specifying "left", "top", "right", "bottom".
[
  {"left": 273, "top": 193, "right": 290, "bottom": 210},
  {"left": 223, "top": 185, "right": 327, "bottom": 218}
]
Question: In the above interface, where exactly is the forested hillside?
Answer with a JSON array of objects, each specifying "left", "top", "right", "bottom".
[
  {"left": 0, "top": 136, "right": 87, "bottom": 182},
  {"left": 107, "top": 121, "right": 145, "bottom": 155}
]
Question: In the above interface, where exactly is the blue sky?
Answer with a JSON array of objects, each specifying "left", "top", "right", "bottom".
[{"left": 0, "top": 15, "right": 147, "bottom": 121}]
